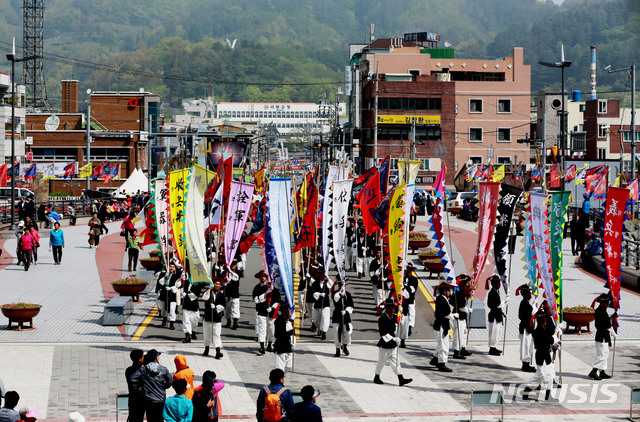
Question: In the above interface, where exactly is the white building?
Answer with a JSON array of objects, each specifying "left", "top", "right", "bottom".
[{"left": 1, "top": 72, "right": 27, "bottom": 162}]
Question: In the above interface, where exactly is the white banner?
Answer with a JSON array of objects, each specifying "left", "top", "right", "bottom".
[
  {"left": 322, "top": 166, "right": 339, "bottom": 271},
  {"left": 269, "top": 178, "right": 294, "bottom": 308},
  {"left": 530, "top": 192, "right": 556, "bottom": 318},
  {"left": 331, "top": 179, "right": 353, "bottom": 286},
  {"left": 155, "top": 180, "right": 171, "bottom": 265},
  {"left": 185, "top": 165, "right": 216, "bottom": 285},
  {"left": 203, "top": 184, "right": 224, "bottom": 229}
]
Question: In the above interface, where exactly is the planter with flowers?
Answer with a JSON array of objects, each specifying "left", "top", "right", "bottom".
[
  {"left": 408, "top": 231, "right": 431, "bottom": 254},
  {"left": 562, "top": 305, "right": 595, "bottom": 334},
  {"left": 149, "top": 249, "right": 163, "bottom": 259},
  {"left": 139, "top": 256, "right": 162, "bottom": 271},
  {"left": 1, "top": 303, "right": 41, "bottom": 330},
  {"left": 112, "top": 277, "right": 148, "bottom": 303},
  {"left": 422, "top": 258, "right": 446, "bottom": 278},
  {"left": 418, "top": 250, "right": 440, "bottom": 263}
]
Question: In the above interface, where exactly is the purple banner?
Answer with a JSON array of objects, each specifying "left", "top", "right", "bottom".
[{"left": 224, "top": 181, "right": 255, "bottom": 264}]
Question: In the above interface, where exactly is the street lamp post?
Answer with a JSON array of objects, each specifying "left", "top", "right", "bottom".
[
  {"left": 539, "top": 45, "right": 572, "bottom": 186},
  {"left": 6, "top": 38, "right": 37, "bottom": 230}
]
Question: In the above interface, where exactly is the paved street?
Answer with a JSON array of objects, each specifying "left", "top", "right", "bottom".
[{"left": 1, "top": 213, "right": 639, "bottom": 421}]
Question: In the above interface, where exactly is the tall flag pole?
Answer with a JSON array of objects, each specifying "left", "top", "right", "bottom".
[
  {"left": 548, "top": 191, "right": 571, "bottom": 322},
  {"left": 470, "top": 181, "right": 500, "bottom": 289},
  {"left": 529, "top": 192, "right": 558, "bottom": 321}
]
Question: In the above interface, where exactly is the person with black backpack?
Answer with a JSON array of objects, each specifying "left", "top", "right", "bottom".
[{"left": 256, "top": 368, "right": 294, "bottom": 422}]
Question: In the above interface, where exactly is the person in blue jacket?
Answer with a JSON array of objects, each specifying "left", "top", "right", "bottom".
[
  {"left": 48, "top": 222, "right": 65, "bottom": 265},
  {"left": 162, "top": 379, "right": 193, "bottom": 422}
]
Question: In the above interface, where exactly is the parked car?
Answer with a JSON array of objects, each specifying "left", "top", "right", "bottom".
[
  {"left": 0, "top": 187, "right": 34, "bottom": 199},
  {"left": 446, "top": 191, "right": 477, "bottom": 209}
]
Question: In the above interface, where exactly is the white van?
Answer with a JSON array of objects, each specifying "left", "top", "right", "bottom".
[{"left": 0, "top": 187, "right": 34, "bottom": 199}]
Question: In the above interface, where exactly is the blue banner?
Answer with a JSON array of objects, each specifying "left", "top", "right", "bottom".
[{"left": 268, "top": 178, "right": 294, "bottom": 310}]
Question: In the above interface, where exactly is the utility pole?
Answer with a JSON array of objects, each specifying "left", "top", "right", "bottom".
[
  {"left": 373, "top": 62, "right": 379, "bottom": 166},
  {"left": 147, "top": 114, "right": 153, "bottom": 193},
  {"left": 85, "top": 101, "right": 91, "bottom": 191},
  {"left": 411, "top": 120, "right": 416, "bottom": 160}
]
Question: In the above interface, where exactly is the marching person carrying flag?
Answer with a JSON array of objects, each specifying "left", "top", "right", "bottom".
[
  {"left": 202, "top": 277, "right": 226, "bottom": 359},
  {"left": 523, "top": 306, "right": 561, "bottom": 401},
  {"left": 156, "top": 262, "right": 182, "bottom": 330},
  {"left": 180, "top": 275, "right": 201, "bottom": 344},
  {"left": 331, "top": 277, "right": 354, "bottom": 358},
  {"left": 589, "top": 293, "right": 614, "bottom": 381},
  {"left": 273, "top": 301, "right": 295, "bottom": 372},
  {"left": 487, "top": 275, "right": 507, "bottom": 356},
  {"left": 253, "top": 270, "right": 271, "bottom": 355},
  {"left": 450, "top": 275, "right": 473, "bottom": 360},
  {"left": 516, "top": 284, "right": 536, "bottom": 373},
  {"left": 223, "top": 261, "right": 241, "bottom": 331},
  {"left": 373, "top": 298, "right": 413, "bottom": 386},
  {"left": 311, "top": 275, "right": 331, "bottom": 341},
  {"left": 430, "top": 282, "right": 454, "bottom": 372}
]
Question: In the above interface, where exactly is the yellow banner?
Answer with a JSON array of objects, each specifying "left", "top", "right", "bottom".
[
  {"left": 255, "top": 168, "right": 265, "bottom": 193},
  {"left": 78, "top": 163, "right": 92, "bottom": 178},
  {"left": 491, "top": 165, "right": 505, "bottom": 182},
  {"left": 388, "top": 184, "right": 407, "bottom": 296},
  {"left": 378, "top": 115, "right": 441, "bottom": 125},
  {"left": 397, "top": 160, "right": 422, "bottom": 185},
  {"left": 170, "top": 168, "right": 191, "bottom": 264}
]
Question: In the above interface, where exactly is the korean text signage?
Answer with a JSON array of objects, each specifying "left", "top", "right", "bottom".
[{"left": 377, "top": 115, "right": 441, "bottom": 125}]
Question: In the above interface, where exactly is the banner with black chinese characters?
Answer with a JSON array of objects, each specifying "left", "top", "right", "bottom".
[
  {"left": 293, "top": 183, "right": 318, "bottom": 253},
  {"left": 548, "top": 191, "right": 570, "bottom": 322},
  {"left": 331, "top": 179, "right": 353, "bottom": 285},
  {"left": 155, "top": 179, "right": 171, "bottom": 266},
  {"left": 493, "top": 184, "right": 523, "bottom": 295},
  {"left": 224, "top": 181, "right": 255, "bottom": 265},
  {"left": 388, "top": 184, "right": 407, "bottom": 296},
  {"left": 603, "top": 186, "right": 629, "bottom": 332},
  {"left": 471, "top": 182, "right": 500, "bottom": 289},
  {"left": 170, "top": 168, "right": 191, "bottom": 265},
  {"left": 185, "top": 165, "right": 216, "bottom": 285}
]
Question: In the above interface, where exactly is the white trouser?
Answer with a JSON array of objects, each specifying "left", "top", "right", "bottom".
[
  {"left": 275, "top": 352, "right": 293, "bottom": 371},
  {"left": 182, "top": 309, "right": 200, "bottom": 334},
  {"left": 312, "top": 307, "right": 330, "bottom": 332},
  {"left": 256, "top": 314, "right": 267, "bottom": 342},
  {"left": 374, "top": 287, "right": 384, "bottom": 308},
  {"left": 157, "top": 301, "right": 177, "bottom": 322},
  {"left": 375, "top": 347, "right": 402, "bottom": 376},
  {"left": 224, "top": 298, "right": 240, "bottom": 319},
  {"left": 408, "top": 303, "right": 416, "bottom": 327},
  {"left": 267, "top": 317, "right": 276, "bottom": 343},
  {"left": 399, "top": 314, "right": 410, "bottom": 340},
  {"left": 356, "top": 257, "right": 365, "bottom": 274},
  {"left": 526, "top": 362, "right": 553, "bottom": 390},
  {"left": 333, "top": 322, "right": 352, "bottom": 347},
  {"left": 593, "top": 340, "right": 609, "bottom": 370},
  {"left": 203, "top": 321, "right": 222, "bottom": 348},
  {"left": 346, "top": 246, "right": 354, "bottom": 269},
  {"left": 298, "top": 291, "right": 307, "bottom": 319},
  {"left": 487, "top": 321, "right": 503, "bottom": 348},
  {"left": 434, "top": 327, "right": 449, "bottom": 363},
  {"left": 519, "top": 331, "right": 534, "bottom": 363},
  {"left": 452, "top": 318, "right": 468, "bottom": 351}
]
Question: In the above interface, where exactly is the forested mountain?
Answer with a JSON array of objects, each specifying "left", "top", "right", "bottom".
[{"left": 0, "top": 0, "right": 637, "bottom": 107}]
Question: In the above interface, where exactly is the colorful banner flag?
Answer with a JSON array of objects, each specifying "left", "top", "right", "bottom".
[
  {"left": 63, "top": 162, "right": 76, "bottom": 179},
  {"left": 428, "top": 196, "right": 455, "bottom": 281},
  {"left": 548, "top": 191, "right": 570, "bottom": 322},
  {"left": 549, "top": 165, "right": 561, "bottom": 188},
  {"left": 379, "top": 156, "right": 390, "bottom": 195},
  {"left": 397, "top": 159, "right": 421, "bottom": 186},
  {"left": 523, "top": 198, "right": 538, "bottom": 295},
  {"left": 564, "top": 164, "right": 576, "bottom": 182},
  {"left": 373, "top": 185, "right": 397, "bottom": 232},
  {"left": 24, "top": 163, "right": 37, "bottom": 181},
  {"left": 331, "top": 179, "right": 353, "bottom": 284},
  {"left": 204, "top": 185, "right": 224, "bottom": 232},
  {"left": 388, "top": 184, "right": 407, "bottom": 296},
  {"left": 103, "top": 164, "right": 119, "bottom": 183},
  {"left": 531, "top": 167, "right": 541, "bottom": 182},
  {"left": 155, "top": 180, "right": 171, "bottom": 267},
  {"left": 626, "top": 178, "right": 638, "bottom": 202},
  {"left": 0, "top": 163, "right": 7, "bottom": 187},
  {"left": 78, "top": 163, "right": 92, "bottom": 178},
  {"left": 432, "top": 166, "right": 446, "bottom": 198},
  {"left": 465, "top": 164, "right": 478, "bottom": 182},
  {"left": 530, "top": 192, "right": 558, "bottom": 321},
  {"left": 603, "top": 187, "right": 629, "bottom": 321},
  {"left": 493, "top": 184, "right": 523, "bottom": 294},
  {"left": 170, "top": 168, "right": 191, "bottom": 264},
  {"left": 42, "top": 163, "right": 56, "bottom": 181},
  {"left": 491, "top": 165, "right": 506, "bottom": 182},
  {"left": 185, "top": 165, "right": 216, "bottom": 284},
  {"left": 356, "top": 169, "right": 381, "bottom": 234},
  {"left": 322, "top": 166, "right": 348, "bottom": 271},
  {"left": 268, "top": 178, "right": 295, "bottom": 310},
  {"left": 224, "top": 181, "right": 255, "bottom": 265},
  {"left": 254, "top": 166, "right": 266, "bottom": 194},
  {"left": 293, "top": 184, "right": 318, "bottom": 253},
  {"left": 593, "top": 174, "right": 608, "bottom": 200},
  {"left": 471, "top": 181, "right": 500, "bottom": 289}
]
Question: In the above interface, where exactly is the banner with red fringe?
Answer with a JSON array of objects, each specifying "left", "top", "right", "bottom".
[{"left": 530, "top": 192, "right": 557, "bottom": 321}]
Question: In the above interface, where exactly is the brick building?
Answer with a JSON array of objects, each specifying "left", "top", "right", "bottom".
[{"left": 25, "top": 81, "right": 160, "bottom": 195}]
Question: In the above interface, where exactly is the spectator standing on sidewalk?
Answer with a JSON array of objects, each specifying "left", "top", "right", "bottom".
[
  {"left": 0, "top": 391, "right": 20, "bottom": 422},
  {"left": 292, "top": 386, "right": 322, "bottom": 422},
  {"left": 125, "top": 349, "right": 145, "bottom": 422},
  {"left": 569, "top": 212, "right": 584, "bottom": 256},
  {"left": 172, "top": 355, "right": 195, "bottom": 400},
  {"left": 48, "top": 222, "right": 65, "bottom": 265},
  {"left": 88, "top": 213, "right": 102, "bottom": 248},
  {"left": 29, "top": 227, "right": 40, "bottom": 265},
  {"left": 66, "top": 203, "right": 77, "bottom": 226},
  {"left": 162, "top": 379, "right": 192, "bottom": 422},
  {"left": 127, "top": 229, "right": 141, "bottom": 271},
  {"left": 37, "top": 204, "right": 48, "bottom": 229},
  {"left": 122, "top": 211, "right": 136, "bottom": 240},
  {"left": 130, "top": 349, "right": 172, "bottom": 422},
  {"left": 256, "top": 369, "right": 294, "bottom": 422},
  {"left": 192, "top": 371, "right": 224, "bottom": 422},
  {"left": 14, "top": 223, "right": 24, "bottom": 266}
]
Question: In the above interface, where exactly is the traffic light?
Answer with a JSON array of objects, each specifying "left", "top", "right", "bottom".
[{"left": 317, "top": 142, "right": 323, "bottom": 148}]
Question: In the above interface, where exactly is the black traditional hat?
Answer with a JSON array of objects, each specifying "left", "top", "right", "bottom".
[
  {"left": 515, "top": 283, "right": 532, "bottom": 296},
  {"left": 591, "top": 293, "right": 610, "bottom": 309},
  {"left": 255, "top": 270, "right": 268, "bottom": 279}
]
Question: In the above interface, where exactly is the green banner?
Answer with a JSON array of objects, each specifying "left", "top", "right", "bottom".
[{"left": 548, "top": 191, "right": 570, "bottom": 322}]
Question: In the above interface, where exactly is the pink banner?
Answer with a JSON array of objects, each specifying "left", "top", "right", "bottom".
[
  {"left": 224, "top": 181, "right": 255, "bottom": 264},
  {"left": 604, "top": 187, "right": 629, "bottom": 311},
  {"left": 471, "top": 181, "right": 500, "bottom": 289},
  {"left": 155, "top": 180, "right": 171, "bottom": 264},
  {"left": 530, "top": 192, "right": 557, "bottom": 321}
]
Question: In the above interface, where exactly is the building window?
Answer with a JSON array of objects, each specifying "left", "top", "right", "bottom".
[
  {"left": 497, "top": 128, "right": 511, "bottom": 142},
  {"left": 598, "top": 100, "right": 607, "bottom": 114},
  {"left": 469, "top": 99, "right": 483, "bottom": 113},
  {"left": 469, "top": 127, "right": 483, "bottom": 142},
  {"left": 497, "top": 156, "right": 511, "bottom": 164},
  {"left": 598, "top": 148, "right": 606, "bottom": 159},
  {"left": 598, "top": 124, "right": 608, "bottom": 138},
  {"left": 469, "top": 156, "right": 482, "bottom": 164},
  {"left": 623, "top": 160, "right": 632, "bottom": 173},
  {"left": 623, "top": 131, "right": 640, "bottom": 142},
  {"left": 497, "top": 99, "right": 511, "bottom": 113}
]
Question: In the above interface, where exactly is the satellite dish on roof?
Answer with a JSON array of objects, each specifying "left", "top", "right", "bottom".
[{"left": 45, "top": 115, "right": 60, "bottom": 131}]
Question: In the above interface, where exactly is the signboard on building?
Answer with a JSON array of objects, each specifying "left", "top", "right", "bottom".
[
  {"left": 377, "top": 115, "right": 441, "bottom": 126},
  {"left": 403, "top": 32, "right": 441, "bottom": 43}
]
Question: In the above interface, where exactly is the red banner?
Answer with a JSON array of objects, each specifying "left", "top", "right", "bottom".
[
  {"left": 604, "top": 187, "right": 629, "bottom": 312},
  {"left": 293, "top": 184, "right": 318, "bottom": 253},
  {"left": 356, "top": 169, "right": 381, "bottom": 234},
  {"left": 549, "top": 165, "right": 561, "bottom": 188},
  {"left": 471, "top": 181, "right": 500, "bottom": 289},
  {"left": 0, "top": 163, "right": 7, "bottom": 187}
]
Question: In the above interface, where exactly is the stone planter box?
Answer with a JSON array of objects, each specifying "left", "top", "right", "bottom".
[{"left": 2, "top": 306, "right": 41, "bottom": 330}]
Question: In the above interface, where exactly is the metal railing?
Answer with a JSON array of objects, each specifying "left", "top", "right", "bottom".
[
  {"left": 0, "top": 199, "right": 97, "bottom": 226},
  {"left": 623, "top": 237, "right": 640, "bottom": 271}
]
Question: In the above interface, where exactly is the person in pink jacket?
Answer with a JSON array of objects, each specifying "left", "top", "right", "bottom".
[
  {"left": 29, "top": 227, "right": 40, "bottom": 265},
  {"left": 20, "top": 230, "right": 34, "bottom": 271},
  {"left": 192, "top": 371, "right": 224, "bottom": 422}
]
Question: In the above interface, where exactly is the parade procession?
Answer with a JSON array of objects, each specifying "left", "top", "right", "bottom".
[{"left": 132, "top": 149, "right": 637, "bottom": 399}]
